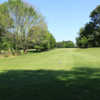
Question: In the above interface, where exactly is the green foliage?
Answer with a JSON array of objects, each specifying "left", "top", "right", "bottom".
[
  {"left": 56, "top": 42, "right": 64, "bottom": 48},
  {"left": 64, "top": 41, "right": 75, "bottom": 48},
  {"left": 48, "top": 33, "right": 56, "bottom": 49},
  {"left": 28, "top": 26, "right": 56, "bottom": 51},
  {"left": 56, "top": 41, "right": 75, "bottom": 48},
  {"left": 76, "top": 37, "right": 88, "bottom": 48},
  {"left": 77, "top": 5, "right": 100, "bottom": 48},
  {"left": 0, "top": 0, "right": 56, "bottom": 54}
]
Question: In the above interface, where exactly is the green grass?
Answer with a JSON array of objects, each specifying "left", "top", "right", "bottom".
[{"left": 0, "top": 48, "right": 100, "bottom": 100}]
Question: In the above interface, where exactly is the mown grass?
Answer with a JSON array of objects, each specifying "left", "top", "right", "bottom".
[{"left": 0, "top": 48, "right": 100, "bottom": 100}]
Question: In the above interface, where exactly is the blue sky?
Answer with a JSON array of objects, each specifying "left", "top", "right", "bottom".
[{"left": 0, "top": 0, "right": 100, "bottom": 42}]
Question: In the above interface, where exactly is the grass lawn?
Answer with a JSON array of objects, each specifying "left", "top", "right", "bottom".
[{"left": 0, "top": 48, "right": 100, "bottom": 100}]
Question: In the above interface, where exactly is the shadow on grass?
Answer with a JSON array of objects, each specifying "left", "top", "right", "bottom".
[{"left": 0, "top": 67, "right": 100, "bottom": 100}]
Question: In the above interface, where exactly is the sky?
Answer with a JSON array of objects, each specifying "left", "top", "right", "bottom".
[{"left": 0, "top": 0, "right": 100, "bottom": 42}]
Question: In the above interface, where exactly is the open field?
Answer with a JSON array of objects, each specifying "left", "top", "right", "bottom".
[{"left": 0, "top": 48, "right": 100, "bottom": 100}]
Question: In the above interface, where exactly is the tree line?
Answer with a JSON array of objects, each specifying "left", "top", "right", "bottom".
[
  {"left": 56, "top": 41, "right": 75, "bottom": 48},
  {"left": 0, "top": 0, "right": 100, "bottom": 56}
]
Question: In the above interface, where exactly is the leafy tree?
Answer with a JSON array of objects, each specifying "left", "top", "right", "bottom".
[
  {"left": 48, "top": 33, "right": 56, "bottom": 49},
  {"left": 0, "top": 0, "right": 56, "bottom": 54},
  {"left": 29, "top": 26, "right": 56, "bottom": 51},
  {"left": 76, "top": 5, "right": 100, "bottom": 48},
  {"left": 76, "top": 36, "right": 88, "bottom": 48},
  {"left": 6, "top": 0, "right": 43, "bottom": 52},
  {"left": 0, "top": 3, "right": 13, "bottom": 53}
]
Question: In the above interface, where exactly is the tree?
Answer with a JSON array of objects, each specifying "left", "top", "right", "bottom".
[
  {"left": 28, "top": 26, "right": 56, "bottom": 51},
  {"left": 76, "top": 36, "right": 88, "bottom": 48},
  {"left": 0, "top": 3, "right": 13, "bottom": 53},
  {"left": 0, "top": 0, "right": 56, "bottom": 54},
  {"left": 48, "top": 33, "right": 56, "bottom": 49},
  {"left": 6, "top": 0, "right": 44, "bottom": 52},
  {"left": 76, "top": 5, "right": 100, "bottom": 48}
]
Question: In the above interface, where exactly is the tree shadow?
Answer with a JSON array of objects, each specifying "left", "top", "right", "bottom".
[{"left": 0, "top": 67, "right": 100, "bottom": 100}]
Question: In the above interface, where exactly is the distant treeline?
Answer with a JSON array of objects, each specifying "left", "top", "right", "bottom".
[{"left": 56, "top": 41, "right": 75, "bottom": 48}]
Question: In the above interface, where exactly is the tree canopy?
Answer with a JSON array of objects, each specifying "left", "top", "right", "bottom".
[
  {"left": 0, "top": 0, "right": 56, "bottom": 54},
  {"left": 76, "top": 5, "right": 100, "bottom": 48}
]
